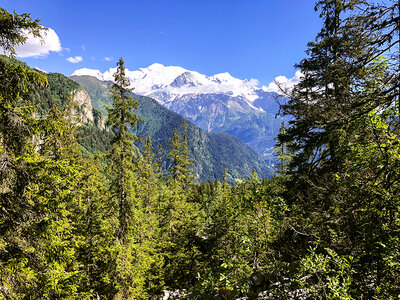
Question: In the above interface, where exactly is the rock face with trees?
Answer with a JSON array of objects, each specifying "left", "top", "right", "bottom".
[{"left": 0, "top": 0, "right": 399, "bottom": 298}]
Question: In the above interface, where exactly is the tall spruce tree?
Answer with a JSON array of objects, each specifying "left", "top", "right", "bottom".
[
  {"left": 167, "top": 122, "right": 194, "bottom": 187},
  {"left": 276, "top": 0, "right": 400, "bottom": 297},
  {"left": 278, "top": 0, "right": 380, "bottom": 238},
  {"left": 0, "top": 10, "right": 48, "bottom": 298},
  {"left": 280, "top": 0, "right": 375, "bottom": 172},
  {"left": 105, "top": 58, "right": 155, "bottom": 298},
  {"left": 134, "top": 137, "right": 165, "bottom": 296},
  {"left": 157, "top": 123, "right": 201, "bottom": 290},
  {"left": 106, "top": 57, "right": 141, "bottom": 243},
  {"left": 74, "top": 156, "right": 116, "bottom": 298}
]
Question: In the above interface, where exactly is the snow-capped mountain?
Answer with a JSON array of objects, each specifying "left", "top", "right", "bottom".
[
  {"left": 71, "top": 63, "right": 286, "bottom": 162},
  {"left": 72, "top": 63, "right": 263, "bottom": 106}
]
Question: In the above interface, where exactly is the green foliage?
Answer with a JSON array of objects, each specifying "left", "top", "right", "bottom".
[
  {"left": 167, "top": 122, "right": 195, "bottom": 185},
  {"left": 189, "top": 173, "right": 287, "bottom": 298},
  {"left": 75, "top": 123, "right": 113, "bottom": 154},
  {"left": 0, "top": 12, "right": 114, "bottom": 298},
  {"left": 297, "top": 246, "right": 354, "bottom": 299},
  {"left": 274, "top": 0, "right": 400, "bottom": 298},
  {"left": 106, "top": 57, "right": 141, "bottom": 242},
  {"left": 1, "top": 2, "right": 399, "bottom": 299},
  {"left": 0, "top": 8, "right": 45, "bottom": 57},
  {"left": 46, "top": 73, "right": 81, "bottom": 107}
]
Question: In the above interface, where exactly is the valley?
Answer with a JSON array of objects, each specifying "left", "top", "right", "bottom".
[{"left": 72, "top": 63, "right": 287, "bottom": 163}]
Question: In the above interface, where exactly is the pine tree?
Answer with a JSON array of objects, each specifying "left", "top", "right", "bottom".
[
  {"left": 167, "top": 122, "right": 194, "bottom": 187},
  {"left": 276, "top": 0, "right": 400, "bottom": 297},
  {"left": 105, "top": 58, "right": 158, "bottom": 298},
  {"left": 0, "top": 8, "right": 45, "bottom": 57},
  {"left": 106, "top": 57, "right": 141, "bottom": 243},
  {"left": 274, "top": 121, "right": 292, "bottom": 176},
  {"left": 156, "top": 123, "right": 201, "bottom": 290}
]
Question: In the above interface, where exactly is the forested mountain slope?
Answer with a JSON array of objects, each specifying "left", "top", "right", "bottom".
[
  {"left": 0, "top": 56, "right": 272, "bottom": 182},
  {"left": 71, "top": 75, "right": 273, "bottom": 182}
]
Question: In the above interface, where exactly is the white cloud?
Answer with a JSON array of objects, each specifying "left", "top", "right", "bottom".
[
  {"left": 248, "top": 78, "right": 259, "bottom": 87},
  {"left": 104, "top": 56, "right": 113, "bottom": 61},
  {"left": 67, "top": 56, "right": 83, "bottom": 63},
  {"left": 15, "top": 28, "right": 62, "bottom": 58},
  {"left": 71, "top": 68, "right": 104, "bottom": 80},
  {"left": 263, "top": 71, "right": 303, "bottom": 95}
]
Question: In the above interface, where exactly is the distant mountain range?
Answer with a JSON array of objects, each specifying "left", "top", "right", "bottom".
[
  {"left": 0, "top": 53, "right": 274, "bottom": 183},
  {"left": 69, "top": 75, "right": 273, "bottom": 182},
  {"left": 0, "top": 54, "right": 275, "bottom": 183},
  {"left": 72, "top": 63, "right": 288, "bottom": 162}
]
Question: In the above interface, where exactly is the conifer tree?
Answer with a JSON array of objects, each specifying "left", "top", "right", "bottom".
[
  {"left": 136, "top": 137, "right": 161, "bottom": 206},
  {"left": 274, "top": 121, "right": 292, "bottom": 176},
  {"left": 278, "top": 0, "right": 380, "bottom": 235},
  {"left": 280, "top": 0, "right": 375, "bottom": 172},
  {"left": 106, "top": 57, "right": 141, "bottom": 243},
  {"left": 276, "top": 0, "right": 400, "bottom": 297},
  {"left": 105, "top": 58, "right": 156, "bottom": 298},
  {"left": 0, "top": 8, "right": 45, "bottom": 57},
  {"left": 0, "top": 10, "right": 49, "bottom": 298},
  {"left": 28, "top": 105, "right": 90, "bottom": 298},
  {"left": 1, "top": 92, "right": 93, "bottom": 297},
  {"left": 134, "top": 137, "right": 165, "bottom": 295},
  {"left": 167, "top": 122, "right": 194, "bottom": 187},
  {"left": 75, "top": 156, "right": 116, "bottom": 298},
  {"left": 157, "top": 123, "right": 201, "bottom": 290}
]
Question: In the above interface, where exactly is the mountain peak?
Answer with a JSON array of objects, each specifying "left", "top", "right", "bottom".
[
  {"left": 170, "top": 71, "right": 201, "bottom": 88},
  {"left": 147, "top": 62, "right": 166, "bottom": 70},
  {"left": 211, "top": 72, "right": 235, "bottom": 83},
  {"left": 71, "top": 63, "right": 267, "bottom": 104}
]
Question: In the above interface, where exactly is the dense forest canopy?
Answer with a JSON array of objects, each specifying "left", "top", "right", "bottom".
[{"left": 0, "top": 0, "right": 399, "bottom": 298}]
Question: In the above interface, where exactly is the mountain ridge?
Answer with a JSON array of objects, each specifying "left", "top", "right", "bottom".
[
  {"left": 72, "top": 63, "right": 265, "bottom": 106},
  {"left": 70, "top": 75, "right": 274, "bottom": 182},
  {"left": 72, "top": 64, "right": 286, "bottom": 163}
]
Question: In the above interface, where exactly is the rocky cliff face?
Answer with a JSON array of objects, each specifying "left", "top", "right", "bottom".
[{"left": 70, "top": 89, "right": 94, "bottom": 124}]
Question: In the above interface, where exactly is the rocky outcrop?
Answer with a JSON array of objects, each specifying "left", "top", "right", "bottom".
[
  {"left": 70, "top": 89, "right": 94, "bottom": 124},
  {"left": 97, "top": 113, "right": 107, "bottom": 130}
]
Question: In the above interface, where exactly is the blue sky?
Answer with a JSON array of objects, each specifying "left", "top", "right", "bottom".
[{"left": 3, "top": 0, "right": 322, "bottom": 86}]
